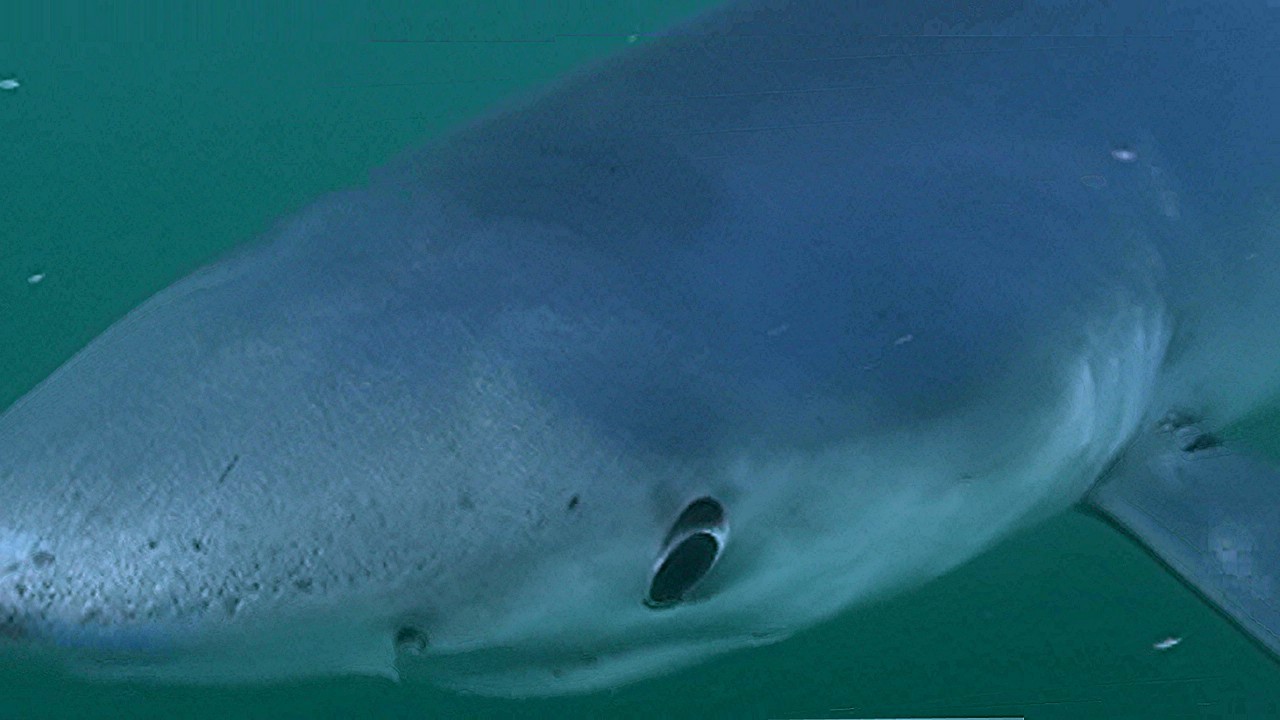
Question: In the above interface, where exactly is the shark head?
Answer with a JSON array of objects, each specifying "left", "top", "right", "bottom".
[{"left": 0, "top": 185, "right": 1171, "bottom": 696}]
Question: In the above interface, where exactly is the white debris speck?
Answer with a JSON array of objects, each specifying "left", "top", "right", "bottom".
[
  {"left": 0, "top": 78, "right": 19, "bottom": 91},
  {"left": 1153, "top": 636, "right": 1182, "bottom": 651},
  {"left": 626, "top": 34, "right": 639, "bottom": 44},
  {"left": 766, "top": 324, "right": 789, "bottom": 337},
  {"left": 1111, "top": 148, "right": 1138, "bottom": 162},
  {"left": 893, "top": 333, "right": 914, "bottom": 346},
  {"left": 26, "top": 273, "right": 45, "bottom": 285}
]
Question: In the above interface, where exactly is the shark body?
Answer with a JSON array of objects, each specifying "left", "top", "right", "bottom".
[{"left": 2, "top": 0, "right": 1279, "bottom": 696}]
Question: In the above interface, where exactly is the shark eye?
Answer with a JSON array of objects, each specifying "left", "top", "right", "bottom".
[{"left": 645, "top": 497, "right": 728, "bottom": 608}]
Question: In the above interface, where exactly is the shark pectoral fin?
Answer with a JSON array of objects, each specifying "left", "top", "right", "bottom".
[{"left": 1086, "top": 414, "right": 1280, "bottom": 656}]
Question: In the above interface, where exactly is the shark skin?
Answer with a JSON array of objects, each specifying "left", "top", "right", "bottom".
[{"left": 1, "top": 0, "right": 1279, "bottom": 697}]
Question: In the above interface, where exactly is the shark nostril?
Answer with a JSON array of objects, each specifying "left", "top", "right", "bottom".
[{"left": 394, "top": 625, "right": 429, "bottom": 656}]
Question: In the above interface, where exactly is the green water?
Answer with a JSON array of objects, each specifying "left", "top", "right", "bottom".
[{"left": 3, "top": 3, "right": 1279, "bottom": 718}]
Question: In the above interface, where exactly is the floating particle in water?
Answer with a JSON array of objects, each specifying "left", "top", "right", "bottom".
[
  {"left": 627, "top": 34, "right": 639, "bottom": 44},
  {"left": 1153, "top": 636, "right": 1182, "bottom": 651},
  {"left": 1111, "top": 148, "right": 1138, "bottom": 162},
  {"left": 893, "top": 333, "right": 914, "bottom": 346},
  {"left": 0, "top": 78, "right": 18, "bottom": 91},
  {"left": 26, "top": 273, "right": 45, "bottom": 285}
]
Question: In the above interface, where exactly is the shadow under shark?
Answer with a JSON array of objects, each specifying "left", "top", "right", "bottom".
[{"left": 2, "top": 0, "right": 1279, "bottom": 697}]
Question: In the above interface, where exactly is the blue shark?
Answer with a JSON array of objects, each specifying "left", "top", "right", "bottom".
[{"left": 2, "top": 0, "right": 1279, "bottom": 697}]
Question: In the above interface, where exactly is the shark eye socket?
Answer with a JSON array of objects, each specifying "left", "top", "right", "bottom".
[
  {"left": 646, "top": 531, "right": 721, "bottom": 607},
  {"left": 645, "top": 496, "right": 727, "bottom": 608}
]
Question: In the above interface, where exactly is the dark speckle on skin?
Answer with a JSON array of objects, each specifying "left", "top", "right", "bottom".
[
  {"left": 0, "top": 611, "right": 27, "bottom": 641},
  {"left": 567, "top": 494, "right": 580, "bottom": 511},
  {"left": 191, "top": 539, "right": 204, "bottom": 553},
  {"left": 30, "top": 551, "right": 55, "bottom": 568},
  {"left": 146, "top": 539, "right": 159, "bottom": 551},
  {"left": 458, "top": 492, "right": 475, "bottom": 511}
]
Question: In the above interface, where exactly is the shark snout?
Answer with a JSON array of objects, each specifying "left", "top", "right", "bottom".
[
  {"left": 0, "top": 533, "right": 176, "bottom": 661},
  {"left": 0, "top": 532, "right": 43, "bottom": 642},
  {"left": 0, "top": 589, "right": 179, "bottom": 669}
]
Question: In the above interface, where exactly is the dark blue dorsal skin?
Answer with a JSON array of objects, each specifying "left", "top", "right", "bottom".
[{"left": 374, "top": 0, "right": 1277, "bottom": 448}]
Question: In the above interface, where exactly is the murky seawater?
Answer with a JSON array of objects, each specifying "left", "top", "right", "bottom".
[{"left": 3, "top": 3, "right": 1279, "bottom": 718}]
